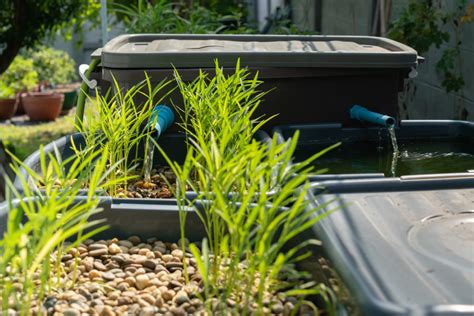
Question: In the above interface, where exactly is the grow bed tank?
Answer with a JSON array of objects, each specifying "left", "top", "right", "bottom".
[
  {"left": 0, "top": 197, "right": 350, "bottom": 315},
  {"left": 274, "top": 120, "right": 474, "bottom": 179},
  {"left": 306, "top": 181, "right": 474, "bottom": 315}
]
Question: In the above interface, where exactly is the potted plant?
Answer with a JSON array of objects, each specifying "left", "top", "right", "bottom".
[
  {"left": 0, "top": 55, "right": 38, "bottom": 115},
  {"left": 0, "top": 83, "right": 17, "bottom": 120},
  {"left": 21, "top": 91, "right": 64, "bottom": 121},
  {"left": 27, "top": 46, "right": 79, "bottom": 114}
]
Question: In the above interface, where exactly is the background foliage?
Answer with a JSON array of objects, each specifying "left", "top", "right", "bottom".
[{"left": 389, "top": 0, "right": 474, "bottom": 93}]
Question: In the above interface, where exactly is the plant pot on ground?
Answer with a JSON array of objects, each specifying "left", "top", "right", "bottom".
[
  {"left": 22, "top": 92, "right": 64, "bottom": 121},
  {"left": 0, "top": 98, "right": 17, "bottom": 120},
  {"left": 0, "top": 83, "right": 18, "bottom": 120},
  {"left": 49, "top": 83, "right": 80, "bottom": 114},
  {"left": 0, "top": 55, "right": 39, "bottom": 115}
]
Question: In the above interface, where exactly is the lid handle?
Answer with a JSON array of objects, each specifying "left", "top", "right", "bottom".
[{"left": 79, "top": 64, "right": 97, "bottom": 89}]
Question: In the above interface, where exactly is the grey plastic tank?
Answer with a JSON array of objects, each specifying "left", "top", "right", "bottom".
[{"left": 90, "top": 34, "right": 419, "bottom": 129}]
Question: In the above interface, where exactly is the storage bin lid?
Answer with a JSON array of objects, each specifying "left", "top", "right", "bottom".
[
  {"left": 311, "top": 183, "right": 474, "bottom": 315},
  {"left": 94, "top": 34, "right": 418, "bottom": 69}
]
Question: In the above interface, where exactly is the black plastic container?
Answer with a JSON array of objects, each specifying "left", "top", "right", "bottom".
[
  {"left": 0, "top": 197, "right": 350, "bottom": 315},
  {"left": 91, "top": 34, "right": 419, "bottom": 129},
  {"left": 306, "top": 183, "right": 474, "bottom": 315},
  {"left": 274, "top": 120, "right": 474, "bottom": 179}
]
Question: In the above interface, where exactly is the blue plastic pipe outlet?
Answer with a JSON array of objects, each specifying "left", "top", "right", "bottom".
[
  {"left": 350, "top": 105, "right": 395, "bottom": 127},
  {"left": 150, "top": 105, "right": 174, "bottom": 137}
]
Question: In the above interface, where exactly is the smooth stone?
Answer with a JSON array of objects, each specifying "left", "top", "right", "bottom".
[
  {"left": 143, "top": 260, "right": 156, "bottom": 270},
  {"left": 99, "top": 305, "right": 115, "bottom": 316},
  {"left": 138, "top": 248, "right": 150, "bottom": 256},
  {"left": 118, "top": 240, "right": 133, "bottom": 248},
  {"left": 165, "top": 262, "right": 183, "bottom": 269},
  {"left": 132, "top": 255, "right": 147, "bottom": 265},
  {"left": 154, "top": 296, "right": 164, "bottom": 307},
  {"left": 89, "top": 249, "right": 108, "bottom": 257},
  {"left": 185, "top": 266, "right": 195, "bottom": 275},
  {"left": 174, "top": 291, "right": 189, "bottom": 305},
  {"left": 125, "top": 276, "right": 136, "bottom": 286},
  {"left": 137, "top": 298, "right": 150, "bottom": 307},
  {"left": 129, "top": 247, "right": 140, "bottom": 254},
  {"left": 89, "top": 270, "right": 101, "bottom": 279},
  {"left": 121, "top": 291, "right": 136, "bottom": 297},
  {"left": 117, "top": 282, "right": 129, "bottom": 292},
  {"left": 102, "top": 272, "right": 115, "bottom": 281},
  {"left": 161, "top": 290, "right": 175, "bottom": 302},
  {"left": 140, "top": 293, "right": 155, "bottom": 305},
  {"left": 124, "top": 266, "right": 137, "bottom": 274},
  {"left": 134, "top": 268, "right": 146, "bottom": 276},
  {"left": 108, "top": 291, "right": 120, "bottom": 300},
  {"left": 169, "top": 306, "right": 186, "bottom": 316},
  {"left": 155, "top": 265, "right": 168, "bottom": 273},
  {"left": 108, "top": 243, "right": 122, "bottom": 255},
  {"left": 139, "top": 306, "right": 157, "bottom": 316},
  {"left": 93, "top": 261, "right": 107, "bottom": 271},
  {"left": 82, "top": 257, "right": 94, "bottom": 271},
  {"left": 88, "top": 284, "right": 102, "bottom": 294},
  {"left": 105, "top": 262, "right": 120, "bottom": 270},
  {"left": 62, "top": 308, "right": 80, "bottom": 316},
  {"left": 117, "top": 296, "right": 132, "bottom": 305},
  {"left": 161, "top": 254, "right": 173, "bottom": 262},
  {"left": 177, "top": 238, "right": 189, "bottom": 247},
  {"left": 145, "top": 252, "right": 155, "bottom": 259},
  {"left": 104, "top": 299, "right": 118, "bottom": 306},
  {"left": 272, "top": 302, "right": 284, "bottom": 313},
  {"left": 171, "top": 249, "right": 183, "bottom": 260},
  {"left": 89, "top": 243, "right": 108, "bottom": 250},
  {"left": 90, "top": 298, "right": 103, "bottom": 306},
  {"left": 111, "top": 255, "right": 125, "bottom": 264},
  {"left": 136, "top": 274, "right": 150, "bottom": 290},
  {"left": 127, "top": 236, "right": 141, "bottom": 245}
]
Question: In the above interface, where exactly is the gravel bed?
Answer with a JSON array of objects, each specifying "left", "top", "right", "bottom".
[
  {"left": 116, "top": 167, "right": 176, "bottom": 199},
  {"left": 21, "top": 236, "right": 310, "bottom": 315}
]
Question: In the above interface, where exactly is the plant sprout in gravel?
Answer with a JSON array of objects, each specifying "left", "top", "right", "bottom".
[
  {"left": 154, "top": 61, "right": 340, "bottom": 314},
  {"left": 74, "top": 75, "right": 172, "bottom": 197},
  {"left": 0, "top": 147, "right": 113, "bottom": 314}
]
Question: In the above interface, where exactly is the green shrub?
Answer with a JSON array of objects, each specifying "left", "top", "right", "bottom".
[
  {"left": 0, "top": 82, "right": 15, "bottom": 99},
  {"left": 26, "top": 46, "right": 77, "bottom": 85},
  {"left": 0, "top": 56, "right": 38, "bottom": 93}
]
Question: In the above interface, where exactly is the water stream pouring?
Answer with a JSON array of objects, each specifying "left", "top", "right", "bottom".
[
  {"left": 350, "top": 104, "right": 395, "bottom": 127},
  {"left": 350, "top": 104, "right": 399, "bottom": 176},
  {"left": 144, "top": 105, "right": 174, "bottom": 182}
]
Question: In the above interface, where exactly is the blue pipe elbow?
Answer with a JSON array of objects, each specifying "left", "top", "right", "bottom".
[
  {"left": 150, "top": 105, "right": 174, "bottom": 137},
  {"left": 350, "top": 105, "right": 395, "bottom": 127}
]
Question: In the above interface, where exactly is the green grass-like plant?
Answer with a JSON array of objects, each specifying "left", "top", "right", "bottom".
[
  {"left": 74, "top": 74, "right": 172, "bottom": 196},
  {"left": 154, "top": 61, "right": 339, "bottom": 314},
  {"left": 174, "top": 60, "right": 273, "bottom": 184},
  {"left": 157, "top": 131, "right": 338, "bottom": 314},
  {"left": 0, "top": 145, "right": 117, "bottom": 313}
]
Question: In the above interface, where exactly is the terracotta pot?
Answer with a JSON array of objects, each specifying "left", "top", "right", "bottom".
[
  {"left": 22, "top": 92, "right": 64, "bottom": 121},
  {"left": 0, "top": 98, "right": 18, "bottom": 120}
]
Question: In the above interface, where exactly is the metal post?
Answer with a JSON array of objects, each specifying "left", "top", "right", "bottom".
[{"left": 100, "top": 0, "right": 108, "bottom": 46}]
